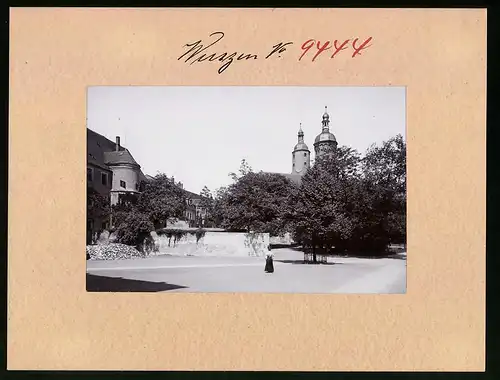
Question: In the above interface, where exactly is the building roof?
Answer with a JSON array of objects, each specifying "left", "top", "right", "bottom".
[
  {"left": 87, "top": 128, "right": 118, "bottom": 166},
  {"left": 293, "top": 142, "right": 310, "bottom": 151},
  {"left": 87, "top": 128, "right": 147, "bottom": 180},
  {"left": 294, "top": 123, "right": 310, "bottom": 152},
  {"left": 314, "top": 106, "right": 337, "bottom": 144},
  {"left": 87, "top": 156, "right": 112, "bottom": 171},
  {"left": 138, "top": 171, "right": 148, "bottom": 182},
  {"left": 104, "top": 150, "right": 140, "bottom": 166},
  {"left": 184, "top": 189, "right": 204, "bottom": 200},
  {"left": 314, "top": 131, "right": 337, "bottom": 144}
]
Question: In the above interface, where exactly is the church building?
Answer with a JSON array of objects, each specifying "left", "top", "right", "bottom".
[{"left": 268, "top": 106, "right": 338, "bottom": 185}]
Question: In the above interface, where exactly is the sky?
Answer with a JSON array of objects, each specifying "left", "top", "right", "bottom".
[{"left": 87, "top": 86, "right": 406, "bottom": 195}]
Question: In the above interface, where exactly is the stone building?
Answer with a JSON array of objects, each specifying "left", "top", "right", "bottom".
[
  {"left": 183, "top": 191, "right": 208, "bottom": 228},
  {"left": 87, "top": 129, "right": 148, "bottom": 241},
  {"left": 267, "top": 106, "right": 338, "bottom": 185},
  {"left": 87, "top": 128, "right": 209, "bottom": 242}
]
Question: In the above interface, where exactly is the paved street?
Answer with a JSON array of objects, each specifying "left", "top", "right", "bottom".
[{"left": 86, "top": 248, "right": 407, "bottom": 294}]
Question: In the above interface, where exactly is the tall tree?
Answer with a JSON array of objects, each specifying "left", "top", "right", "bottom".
[
  {"left": 217, "top": 171, "right": 298, "bottom": 236},
  {"left": 363, "top": 134, "right": 406, "bottom": 194},
  {"left": 211, "top": 186, "right": 229, "bottom": 228},
  {"left": 229, "top": 159, "right": 253, "bottom": 182},
  {"left": 361, "top": 134, "right": 407, "bottom": 245},
  {"left": 111, "top": 173, "right": 188, "bottom": 248},
  {"left": 293, "top": 146, "right": 362, "bottom": 260},
  {"left": 135, "top": 173, "right": 187, "bottom": 229},
  {"left": 199, "top": 186, "right": 216, "bottom": 228}
]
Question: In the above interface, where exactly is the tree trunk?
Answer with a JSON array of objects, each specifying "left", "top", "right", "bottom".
[{"left": 312, "top": 233, "right": 317, "bottom": 263}]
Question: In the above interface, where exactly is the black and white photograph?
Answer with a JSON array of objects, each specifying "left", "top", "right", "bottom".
[{"left": 86, "top": 86, "right": 407, "bottom": 294}]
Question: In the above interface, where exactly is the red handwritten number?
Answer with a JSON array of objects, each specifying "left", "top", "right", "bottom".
[
  {"left": 312, "top": 41, "right": 331, "bottom": 62},
  {"left": 299, "top": 37, "right": 373, "bottom": 61},
  {"left": 331, "top": 39, "right": 350, "bottom": 58},
  {"left": 352, "top": 37, "right": 373, "bottom": 58},
  {"left": 299, "top": 39, "right": 315, "bottom": 61}
]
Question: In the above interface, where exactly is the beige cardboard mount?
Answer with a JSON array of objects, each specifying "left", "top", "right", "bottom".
[{"left": 8, "top": 8, "right": 486, "bottom": 371}]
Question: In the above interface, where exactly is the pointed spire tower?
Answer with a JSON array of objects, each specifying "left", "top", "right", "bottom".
[
  {"left": 314, "top": 106, "right": 338, "bottom": 160},
  {"left": 298, "top": 123, "right": 305, "bottom": 143},
  {"left": 292, "top": 123, "right": 311, "bottom": 175}
]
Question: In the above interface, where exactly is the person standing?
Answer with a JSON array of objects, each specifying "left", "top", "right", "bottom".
[{"left": 265, "top": 245, "right": 274, "bottom": 273}]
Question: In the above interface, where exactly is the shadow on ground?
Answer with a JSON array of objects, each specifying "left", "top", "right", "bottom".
[
  {"left": 284, "top": 246, "right": 407, "bottom": 260},
  {"left": 275, "top": 259, "right": 343, "bottom": 265},
  {"left": 86, "top": 273, "right": 188, "bottom": 292},
  {"left": 334, "top": 253, "right": 407, "bottom": 260}
]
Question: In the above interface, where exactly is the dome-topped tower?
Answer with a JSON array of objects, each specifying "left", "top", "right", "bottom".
[
  {"left": 292, "top": 123, "right": 311, "bottom": 175},
  {"left": 313, "top": 106, "right": 338, "bottom": 160}
]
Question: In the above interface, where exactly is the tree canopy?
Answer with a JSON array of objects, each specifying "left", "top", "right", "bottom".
[
  {"left": 212, "top": 159, "right": 298, "bottom": 235},
  {"left": 87, "top": 187, "right": 111, "bottom": 224},
  {"left": 111, "top": 173, "right": 187, "bottom": 247},
  {"left": 213, "top": 136, "right": 407, "bottom": 257},
  {"left": 292, "top": 136, "right": 406, "bottom": 255},
  {"left": 293, "top": 146, "right": 363, "bottom": 254},
  {"left": 136, "top": 173, "right": 187, "bottom": 229},
  {"left": 106, "top": 135, "right": 406, "bottom": 256}
]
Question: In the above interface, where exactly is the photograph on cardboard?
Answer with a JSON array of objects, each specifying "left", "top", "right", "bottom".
[{"left": 86, "top": 86, "right": 407, "bottom": 294}]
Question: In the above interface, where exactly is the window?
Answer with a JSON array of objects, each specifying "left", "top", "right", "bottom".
[
  {"left": 87, "top": 168, "right": 93, "bottom": 181},
  {"left": 120, "top": 180, "right": 126, "bottom": 189},
  {"left": 135, "top": 183, "right": 139, "bottom": 191},
  {"left": 101, "top": 172, "right": 108, "bottom": 186},
  {"left": 304, "top": 152, "right": 307, "bottom": 157}
]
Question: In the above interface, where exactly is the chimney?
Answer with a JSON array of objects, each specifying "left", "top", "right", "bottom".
[{"left": 115, "top": 136, "right": 120, "bottom": 151}]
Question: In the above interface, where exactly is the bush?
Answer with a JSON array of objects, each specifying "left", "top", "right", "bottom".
[{"left": 115, "top": 211, "right": 154, "bottom": 247}]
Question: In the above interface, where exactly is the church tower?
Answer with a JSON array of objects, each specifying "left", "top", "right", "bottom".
[
  {"left": 313, "top": 106, "right": 338, "bottom": 160},
  {"left": 292, "top": 123, "right": 311, "bottom": 175}
]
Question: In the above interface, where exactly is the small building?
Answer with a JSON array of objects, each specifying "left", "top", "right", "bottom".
[{"left": 183, "top": 190, "right": 209, "bottom": 228}]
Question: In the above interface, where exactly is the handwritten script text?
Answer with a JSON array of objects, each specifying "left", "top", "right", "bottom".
[{"left": 178, "top": 32, "right": 373, "bottom": 74}]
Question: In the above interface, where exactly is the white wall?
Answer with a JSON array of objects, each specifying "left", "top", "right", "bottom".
[
  {"left": 110, "top": 165, "right": 139, "bottom": 192},
  {"left": 292, "top": 150, "right": 310, "bottom": 174},
  {"left": 152, "top": 231, "right": 270, "bottom": 257}
]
